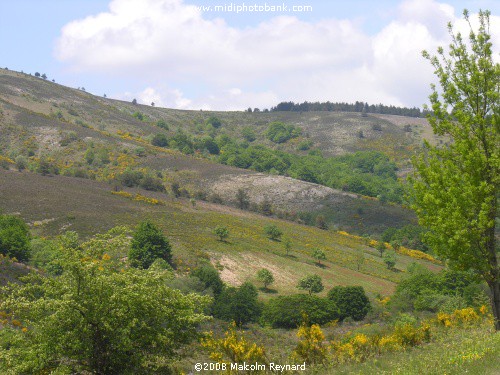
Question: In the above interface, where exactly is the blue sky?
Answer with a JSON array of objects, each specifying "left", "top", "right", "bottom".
[{"left": 1, "top": 0, "right": 500, "bottom": 110}]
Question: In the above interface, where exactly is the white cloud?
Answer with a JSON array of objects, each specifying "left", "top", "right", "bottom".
[{"left": 55, "top": 0, "right": 500, "bottom": 110}]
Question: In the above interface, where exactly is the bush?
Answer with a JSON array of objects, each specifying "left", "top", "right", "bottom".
[
  {"left": 15, "top": 155, "right": 28, "bottom": 171},
  {"left": 297, "top": 139, "right": 313, "bottom": 151},
  {"left": 0, "top": 215, "right": 31, "bottom": 261},
  {"left": 327, "top": 286, "right": 371, "bottom": 321},
  {"left": 236, "top": 188, "right": 250, "bottom": 209},
  {"left": 213, "top": 282, "right": 261, "bottom": 326},
  {"left": 259, "top": 199, "right": 273, "bottom": 216},
  {"left": 206, "top": 116, "right": 222, "bottom": 128},
  {"left": 156, "top": 119, "right": 169, "bottom": 130},
  {"left": 213, "top": 226, "right": 229, "bottom": 242},
  {"left": 151, "top": 133, "right": 168, "bottom": 147},
  {"left": 264, "top": 224, "right": 282, "bottom": 241},
  {"left": 191, "top": 264, "right": 225, "bottom": 297},
  {"left": 261, "top": 294, "right": 340, "bottom": 328},
  {"left": 129, "top": 221, "right": 172, "bottom": 269},
  {"left": 265, "top": 122, "right": 301, "bottom": 143},
  {"left": 241, "top": 127, "right": 256, "bottom": 142},
  {"left": 0, "top": 247, "right": 210, "bottom": 374},
  {"left": 139, "top": 175, "right": 165, "bottom": 192},
  {"left": 118, "top": 169, "right": 143, "bottom": 187}
]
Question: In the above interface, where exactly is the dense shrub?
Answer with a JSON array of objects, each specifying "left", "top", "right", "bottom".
[
  {"left": 393, "top": 264, "right": 488, "bottom": 312},
  {"left": 0, "top": 214, "right": 31, "bottom": 261},
  {"left": 265, "top": 122, "right": 302, "bottom": 143},
  {"left": 213, "top": 282, "right": 261, "bottom": 326},
  {"left": 118, "top": 169, "right": 143, "bottom": 187},
  {"left": 191, "top": 264, "right": 225, "bottom": 297},
  {"left": 206, "top": 116, "right": 222, "bottom": 128},
  {"left": 261, "top": 294, "right": 340, "bottom": 328},
  {"left": 264, "top": 224, "right": 282, "bottom": 240},
  {"left": 151, "top": 133, "right": 168, "bottom": 147},
  {"left": 129, "top": 221, "right": 172, "bottom": 269},
  {"left": 139, "top": 175, "right": 165, "bottom": 192},
  {"left": 327, "top": 286, "right": 371, "bottom": 321}
]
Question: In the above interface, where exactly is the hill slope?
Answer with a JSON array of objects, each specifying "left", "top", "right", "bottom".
[
  {"left": 0, "top": 69, "right": 421, "bottom": 235},
  {"left": 0, "top": 169, "right": 440, "bottom": 297}
]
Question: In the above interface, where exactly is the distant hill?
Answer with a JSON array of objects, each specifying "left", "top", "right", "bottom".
[{"left": 0, "top": 68, "right": 440, "bottom": 236}]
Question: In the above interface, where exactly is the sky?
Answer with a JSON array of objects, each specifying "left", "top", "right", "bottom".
[{"left": 1, "top": 0, "right": 500, "bottom": 111}]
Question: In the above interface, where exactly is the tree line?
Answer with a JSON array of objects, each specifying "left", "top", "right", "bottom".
[{"left": 271, "top": 101, "right": 430, "bottom": 118}]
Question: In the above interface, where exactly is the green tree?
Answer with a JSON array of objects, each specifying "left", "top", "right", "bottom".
[
  {"left": 383, "top": 250, "right": 397, "bottom": 270},
  {"left": 191, "top": 264, "right": 225, "bottom": 297},
  {"left": 213, "top": 282, "right": 261, "bottom": 326},
  {"left": 0, "top": 245, "right": 210, "bottom": 374},
  {"left": 283, "top": 238, "right": 292, "bottom": 256},
  {"left": 256, "top": 268, "right": 274, "bottom": 289},
  {"left": 129, "top": 221, "right": 172, "bottom": 268},
  {"left": 0, "top": 214, "right": 31, "bottom": 261},
  {"left": 264, "top": 224, "right": 282, "bottom": 241},
  {"left": 327, "top": 286, "right": 371, "bottom": 321},
  {"left": 297, "top": 275, "right": 324, "bottom": 295},
  {"left": 312, "top": 248, "right": 326, "bottom": 266},
  {"left": 355, "top": 248, "right": 365, "bottom": 271},
  {"left": 411, "top": 10, "right": 500, "bottom": 329},
  {"left": 213, "top": 225, "right": 229, "bottom": 242},
  {"left": 376, "top": 241, "right": 386, "bottom": 257},
  {"left": 261, "top": 294, "right": 340, "bottom": 328}
]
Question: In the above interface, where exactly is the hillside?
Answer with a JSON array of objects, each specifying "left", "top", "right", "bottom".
[
  {"left": 0, "top": 69, "right": 423, "bottom": 236},
  {"left": 0, "top": 168, "right": 440, "bottom": 297}
]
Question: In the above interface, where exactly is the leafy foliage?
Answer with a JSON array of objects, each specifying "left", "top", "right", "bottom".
[
  {"left": 261, "top": 294, "right": 339, "bottom": 328},
  {"left": 129, "top": 221, "right": 172, "bottom": 269},
  {"left": 256, "top": 268, "right": 274, "bottom": 288},
  {"left": 383, "top": 250, "right": 397, "bottom": 270},
  {"left": 0, "top": 239, "right": 210, "bottom": 374},
  {"left": 151, "top": 133, "right": 168, "bottom": 147},
  {"left": 327, "top": 286, "right": 371, "bottom": 321},
  {"left": 265, "top": 121, "right": 302, "bottom": 143},
  {"left": 312, "top": 248, "right": 326, "bottom": 266},
  {"left": 293, "top": 319, "right": 327, "bottom": 365},
  {"left": 411, "top": 10, "right": 500, "bottom": 329},
  {"left": 0, "top": 215, "right": 30, "bottom": 261},
  {"left": 191, "top": 264, "right": 225, "bottom": 297},
  {"left": 213, "top": 282, "right": 261, "bottom": 326},
  {"left": 264, "top": 224, "right": 282, "bottom": 241},
  {"left": 393, "top": 264, "right": 488, "bottom": 312},
  {"left": 297, "top": 274, "right": 324, "bottom": 295},
  {"left": 213, "top": 226, "right": 229, "bottom": 242}
]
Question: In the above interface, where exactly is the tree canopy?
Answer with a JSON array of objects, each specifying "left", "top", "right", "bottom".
[
  {"left": 0, "top": 237, "right": 210, "bottom": 374},
  {"left": 410, "top": 10, "right": 499, "bottom": 329}
]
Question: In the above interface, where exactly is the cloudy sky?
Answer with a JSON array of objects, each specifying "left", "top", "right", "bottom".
[{"left": 1, "top": 0, "right": 499, "bottom": 110}]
